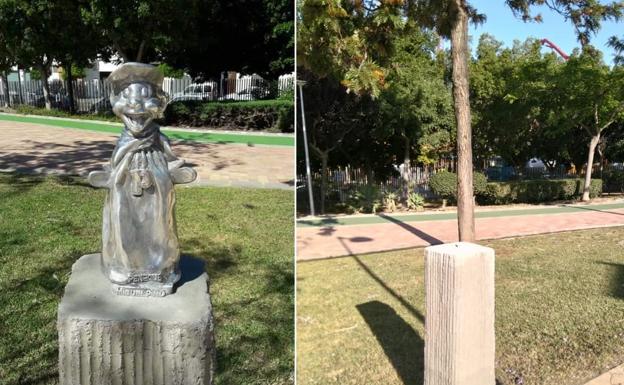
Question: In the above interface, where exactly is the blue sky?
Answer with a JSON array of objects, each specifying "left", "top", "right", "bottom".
[{"left": 467, "top": 1, "right": 622, "bottom": 64}]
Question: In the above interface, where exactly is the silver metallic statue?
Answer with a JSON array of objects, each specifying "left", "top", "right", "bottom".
[{"left": 88, "top": 62, "right": 197, "bottom": 297}]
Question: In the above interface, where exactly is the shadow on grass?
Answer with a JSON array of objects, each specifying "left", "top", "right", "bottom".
[
  {"left": 0, "top": 249, "right": 85, "bottom": 385},
  {"left": 357, "top": 301, "right": 424, "bottom": 385},
  {"left": 0, "top": 172, "right": 95, "bottom": 199},
  {"left": 180, "top": 237, "right": 293, "bottom": 384},
  {"left": 597, "top": 261, "right": 624, "bottom": 298}
]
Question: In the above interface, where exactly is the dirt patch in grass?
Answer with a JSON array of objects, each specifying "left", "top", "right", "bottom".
[{"left": 296, "top": 228, "right": 624, "bottom": 385}]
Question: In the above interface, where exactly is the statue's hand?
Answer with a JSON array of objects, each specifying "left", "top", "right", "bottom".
[
  {"left": 88, "top": 170, "right": 111, "bottom": 188},
  {"left": 168, "top": 159, "right": 197, "bottom": 184}
]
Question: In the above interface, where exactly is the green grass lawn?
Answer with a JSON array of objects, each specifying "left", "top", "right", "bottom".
[
  {"left": 297, "top": 228, "right": 624, "bottom": 385},
  {"left": 0, "top": 174, "right": 294, "bottom": 385}
]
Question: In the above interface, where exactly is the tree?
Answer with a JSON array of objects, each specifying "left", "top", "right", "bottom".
[
  {"left": 409, "top": 0, "right": 485, "bottom": 241},
  {"left": 471, "top": 35, "right": 573, "bottom": 171},
  {"left": 380, "top": 26, "right": 454, "bottom": 200},
  {"left": 296, "top": 70, "right": 381, "bottom": 213},
  {"left": 297, "top": 0, "right": 406, "bottom": 213},
  {"left": 165, "top": 0, "right": 294, "bottom": 78},
  {"left": 609, "top": 36, "right": 624, "bottom": 65},
  {"left": 0, "top": 0, "right": 19, "bottom": 107},
  {"left": 558, "top": 51, "right": 624, "bottom": 200},
  {"left": 82, "top": 0, "right": 199, "bottom": 63},
  {"left": 49, "top": 0, "right": 101, "bottom": 113},
  {"left": 413, "top": 0, "right": 623, "bottom": 240}
]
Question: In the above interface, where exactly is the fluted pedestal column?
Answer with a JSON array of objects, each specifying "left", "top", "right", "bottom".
[
  {"left": 57, "top": 253, "right": 215, "bottom": 385},
  {"left": 424, "top": 242, "right": 495, "bottom": 385}
]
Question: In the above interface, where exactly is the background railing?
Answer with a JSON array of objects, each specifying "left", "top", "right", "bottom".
[
  {"left": 0, "top": 74, "right": 295, "bottom": 113},
  {"left": 296, "top": 162, "right": 605, "bottom": 213}
]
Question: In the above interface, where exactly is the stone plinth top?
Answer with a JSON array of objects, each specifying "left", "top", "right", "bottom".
[{"left": 58, "top": 253, "right": 211, "bottom": 323}]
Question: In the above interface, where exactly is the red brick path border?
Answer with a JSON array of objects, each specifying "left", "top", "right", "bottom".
[{"left": 297, "top": 208, "right": 624, "bottom": 260}]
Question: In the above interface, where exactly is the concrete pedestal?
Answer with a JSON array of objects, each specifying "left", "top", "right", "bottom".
[
  {"left": 57, "top": 254, "right": 215, "bottom": 385},
  {"left": 424, "top": 242, "right": 495, "bottom": 385}
]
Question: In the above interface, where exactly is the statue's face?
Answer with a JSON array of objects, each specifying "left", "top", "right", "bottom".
[{"left": 111, "top": 82, "right": 164, "bottom": 136}]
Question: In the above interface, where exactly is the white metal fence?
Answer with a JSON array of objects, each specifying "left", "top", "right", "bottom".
[{"left": 0, "top": 74, "right": 294, "bottom": 113}]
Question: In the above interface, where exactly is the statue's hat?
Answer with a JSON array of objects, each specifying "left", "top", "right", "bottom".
[{"left": 107, "top": 62, "right": 164, "bottom": 95}]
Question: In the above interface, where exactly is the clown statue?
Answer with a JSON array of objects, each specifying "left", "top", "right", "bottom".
[{"left": 88, "top": 62, "right": 196, "bottom": 297}]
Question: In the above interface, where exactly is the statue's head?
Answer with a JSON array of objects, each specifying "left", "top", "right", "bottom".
[{"left": 108, "top": 63, "right": 167, "bottom": 137}]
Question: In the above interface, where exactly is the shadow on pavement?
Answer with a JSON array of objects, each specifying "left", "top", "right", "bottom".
[
  {"left": 379, "top": 214, "right": 443, "bottom": 245},
  {"left": 563, "top": 204, "right": 624, "bottom": 217}
]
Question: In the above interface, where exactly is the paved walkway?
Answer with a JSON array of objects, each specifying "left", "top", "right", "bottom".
[
  {"left": 583, "top": 363, "right": 624, "bottom": 385},
  {"left": 296, "top": 202, "right": 624, "bottom": 260},
  {"left": 0, "top": 120, "right": 294, "bottom": 189}
]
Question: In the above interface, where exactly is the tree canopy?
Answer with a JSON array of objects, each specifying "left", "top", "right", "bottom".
[{"left": 0, "top": 0, "right": 294, "bottom": 82}]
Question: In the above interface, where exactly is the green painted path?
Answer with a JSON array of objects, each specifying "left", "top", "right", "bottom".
[
  {"left": 0, "top": 113, "right": 294, "bottom": 146},
  {"left": 297, "top": 202, "right": 624, "bottom": 227}
]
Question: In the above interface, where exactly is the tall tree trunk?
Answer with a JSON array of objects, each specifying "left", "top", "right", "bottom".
[
  {"left": 1, "top": 71, "right": 9, "bottom": 107},
  {"left": 582, "top": 133, "right": 600, "bottom": 201},
  {"left": 136, "top": 40, "right": 146, "bottom": 62},
  {"left": 320, "top": 152, "right": 328, "bottom": 214},
  {"left": 66, "top": 64, "right": 75, "bottom": 114},
  {"left": 39, "top": 65, "right": 52, "bottom": 110},
  {"left": 402, "top": 134, "right": 411, "bottom": 201},
  {"left": 16, "top": 67, "right": 23, "bottom": 105},
  {"left": 450, "top": 0, "right": 475, "bottom": 241}
]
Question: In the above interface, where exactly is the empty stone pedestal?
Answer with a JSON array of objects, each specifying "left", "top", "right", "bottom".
[
  {"left": 57, "top": 253, "right": 215, "bottom": 385},
  {"left": 424, "top": 242, "right": 495, "bottom": 385}
]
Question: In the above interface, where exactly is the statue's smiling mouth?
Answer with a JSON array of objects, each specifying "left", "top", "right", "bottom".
[{"left": 122, "top": 112, "right": 152, "bottom": 131}]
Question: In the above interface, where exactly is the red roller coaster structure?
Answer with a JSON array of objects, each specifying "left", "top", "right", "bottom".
[{"left": 540, "top": 38, "right": 570, "bottom": 60}]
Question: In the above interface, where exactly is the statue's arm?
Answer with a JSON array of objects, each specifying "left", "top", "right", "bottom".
[{"left": 160, "top": 132, "right": 197, "bottom": 184}]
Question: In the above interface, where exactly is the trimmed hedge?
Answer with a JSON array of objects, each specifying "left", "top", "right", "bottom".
[
  {"left": 603, "top": 169, "right": 624, "bottom": 193},
  {"left": 163, "top": 99, "right": 294, "bottom": 132},
  {"left": 428, "top": 170, "right": 488, "bottom": 200},
  {"left": 480, "top": 179, "right": 602, "bottom": 204},
  {"left": 7, "top": 105, "right": 119, "bottom": 122}
]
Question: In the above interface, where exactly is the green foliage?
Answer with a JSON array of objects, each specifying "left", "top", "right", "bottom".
[
  {"left": 157, "top": 63, "right": 185, "bottom": 79},
  {"left": 10, "top": 105, "right": 118, "bottom": 122},
  {"left": 382, "top": 190, "right": 399, "bottom": 212},
  {"left": 278, "top": 86, "right": 294, "bottom": 101},
  {"left": 297, "top": 0, "right": 405, "bottom": 96},
  {"left": 481, "top": 179, "right": 602, "bottom": 204},
  {"left": 164, "top": 100, "right": 294, "bottom": 132},
  {"left": 347, "top": 185, "right": 382, "bottom": 214},
  {"left": 407, "top": 192, "right": 425, "bottom": 211},
  {"left": 428, "top": 170, "right": 457, "bottom": 199},
  {"left": 29, "top": 67, "right": 43, "bottom": 80},
  {"left": 428, "top": 171, "right": 488, "bottom": 200},
  {"left": 602, "top": 169, "right": 624, "bottom": 193},
  {"left": 380, "top": 27, "right": 454, "bottom": 166},
  {"left": 59, "top": 65, "right": 87, "bottom": 80}
]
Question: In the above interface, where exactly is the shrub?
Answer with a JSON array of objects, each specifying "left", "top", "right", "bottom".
[
  {"left": 383, "top": 191, "right": 399, "bottom": 212},
  {"left": 9, "top": 105, "right": 118, "bottom": 122},
  {"left": 163, "top": 99, "right": 294, "bottom": 132},
  {"left": 428, "top": 170, "right": 456, "bottom": 199},
  {"left": 480, "top": 179, "right": 602, "bottom": 204},
  {"left": 407, "top": 192, "right": 425, "bottom": 210},
  {"left": 603, "top": 169, "right": 624, "bottom": 193},
  {"left": 428, "top": 170, "right": 488, "bottom": 200},
  {"left": 347, "top": 185, "right": 382, "bottom": 214}
]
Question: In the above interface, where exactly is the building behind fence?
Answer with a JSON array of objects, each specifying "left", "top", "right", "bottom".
[{"left": 0, "top": 73, "right": 294, "bottom": 113}]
